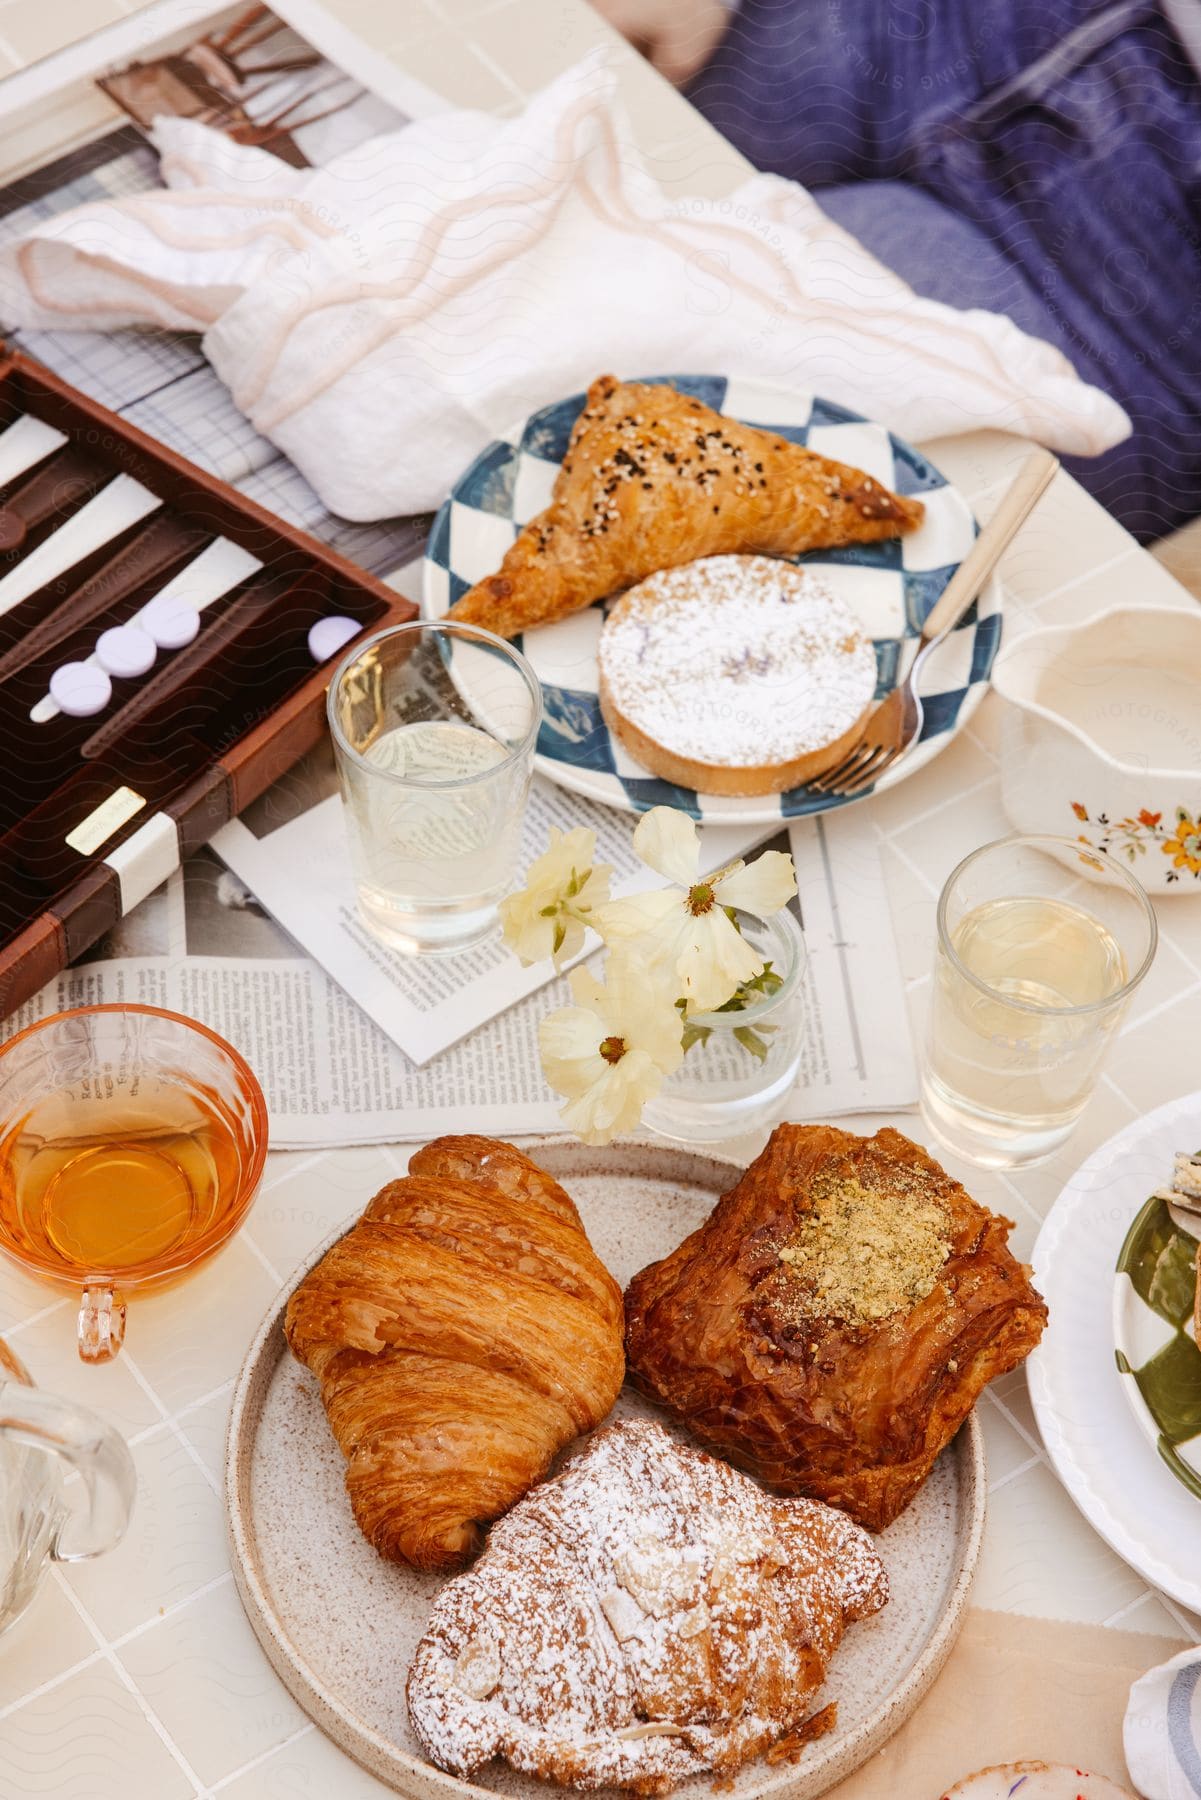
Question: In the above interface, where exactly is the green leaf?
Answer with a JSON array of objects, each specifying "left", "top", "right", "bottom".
[
  {"left": 733, "top": 1026, "right": 769, "bottom": 1062},
  {"left": 680, "top": 1022, "right": 712, "bottom": 1053},
  {"left": 712, "top": 962, "right": 785, "bottom": 1015}
]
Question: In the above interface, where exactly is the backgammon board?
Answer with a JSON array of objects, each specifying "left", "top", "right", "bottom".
[{"left": 0, "top": 346, "right": 416, "bottom": 1019}]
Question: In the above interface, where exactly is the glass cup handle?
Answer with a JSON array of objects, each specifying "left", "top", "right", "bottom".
[
  {"left": 78, "top": 1286, "right": 126, "bottom": 1364},
  {"left": 0, "top": 1379, "right": 136, "bottom": 1562}
]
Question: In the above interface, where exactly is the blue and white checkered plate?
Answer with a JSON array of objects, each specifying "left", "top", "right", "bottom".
[{"left": 422, "top": 375, "right": 1002, "bottom": 825}]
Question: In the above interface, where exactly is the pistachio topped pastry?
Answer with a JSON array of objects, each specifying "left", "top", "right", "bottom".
[{"left": 624, "top": 1123, "right": 1047, "bottom": 1531}]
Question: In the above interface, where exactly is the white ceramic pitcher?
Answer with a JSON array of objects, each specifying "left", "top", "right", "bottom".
[
  {"left": 0, "top": 1337, "right": 135, "bottom": 1638},
  {"left": 991, "top": 605, "right": 1201, "bottom": 894}
]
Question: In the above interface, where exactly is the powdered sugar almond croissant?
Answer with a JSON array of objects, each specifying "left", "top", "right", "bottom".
[
  {"left": 284, "top": 1136, "right": 624, "bottom": 1570},
  {"left": 407, "top": 1420, "right": 888, "bottom": 1793},
  {"left": 446, "top": 375, "right": 924, "bottom": 637}
]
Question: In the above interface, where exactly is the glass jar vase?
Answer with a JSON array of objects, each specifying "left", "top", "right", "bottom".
[{"left": 641, "top": 909, "right": 807, "bottom": 1145}]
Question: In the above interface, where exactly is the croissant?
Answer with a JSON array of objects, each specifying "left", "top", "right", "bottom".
[
  {"left": 408, "top": 1419, "right": 888, "bottom": 1793},
  {"left": 446, "top": 374, "right": 924, "bottom": 638},
  {"left": 284, "top": 1135, "right": 625, "bottom": 1570}
]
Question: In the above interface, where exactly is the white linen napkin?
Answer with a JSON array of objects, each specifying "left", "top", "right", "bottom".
[
  {"left": 0, "top": 56, "right": 1129, "bottom": 521},
  {"left": 1125, "top": 1643, "right": 1201, "bottom": 1798}
]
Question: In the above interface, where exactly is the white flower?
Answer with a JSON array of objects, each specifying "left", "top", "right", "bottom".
[
  {"left": 501, "top": 826, "right": 612, "bottom": 969},
  {"left": 539, "top": 958, "right": 684, "bottom": 1146},
  {"left": 594, "top": 807, "right": 797, "bottom": 1014}
]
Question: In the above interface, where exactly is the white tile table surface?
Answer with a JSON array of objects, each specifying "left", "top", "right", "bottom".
[{"left": 2, "top": 2, "right": 1201, "bottom": 1795}]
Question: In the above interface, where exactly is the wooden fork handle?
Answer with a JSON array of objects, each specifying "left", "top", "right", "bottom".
[{"left": 919, "top": 447, "right": 1059, "bottom": 648}]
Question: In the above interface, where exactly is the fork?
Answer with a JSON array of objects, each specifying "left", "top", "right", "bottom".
[{"left": 810, "top": 447, "right": 1060, "bottom": 799}]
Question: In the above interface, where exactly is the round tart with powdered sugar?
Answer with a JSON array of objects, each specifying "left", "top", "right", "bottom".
[{"left": 596, "top": 555, "right": 878, "bottom": 797}]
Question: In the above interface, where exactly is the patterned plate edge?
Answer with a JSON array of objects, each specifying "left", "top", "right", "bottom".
[{"left": 419, "top": 379, "right": 1002, "bottom": 823}]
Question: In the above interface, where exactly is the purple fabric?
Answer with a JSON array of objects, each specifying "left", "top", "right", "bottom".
[{"left": 686, "top": 0, "right": 1201, "bottom": 539}]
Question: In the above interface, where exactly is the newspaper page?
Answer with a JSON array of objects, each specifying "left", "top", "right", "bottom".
[
  {"left": 789, "top": 809, "right": 918, "bottom": 1115},
  {"left": 5, "top": 797, "right": 916, "bottom": 1148},
  {"left": 210, "top": 737, "right": 776, "bottom": 1066}
]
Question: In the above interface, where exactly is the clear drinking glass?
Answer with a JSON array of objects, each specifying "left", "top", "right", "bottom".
[
  {"left": 921, "top": 835, "right": 1157, "bottom": 1169},
  {"left": 641, "top": 910, "right": 807, "bottom": 1145},
  {"left": 0, "top": 1005, "right": 268, "bottom": 1361},
  {"left": 327, "top": 621, "right": 543, "bottom": 955}
]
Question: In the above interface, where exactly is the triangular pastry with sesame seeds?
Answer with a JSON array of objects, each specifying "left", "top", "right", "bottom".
[{"left": 446, "top": 375, "right": 924, "bottom": 638}]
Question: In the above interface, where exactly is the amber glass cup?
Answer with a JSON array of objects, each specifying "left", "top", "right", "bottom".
[{"left": 0, "top": 1005, "right": 267, "bottom": 1361}]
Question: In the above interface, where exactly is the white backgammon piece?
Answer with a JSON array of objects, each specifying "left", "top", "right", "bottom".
[
  {"left": 50, "top": 661, "right": 112, "bottom": 718},
  {"left": 96, "top": 625, "right": 156, "bottom": 679},
  {"left": 141, "top": 595, "right": 201, "bottom": 649},
  {"left": 307, "top": 614, "right": 360, "bottom": 663}
]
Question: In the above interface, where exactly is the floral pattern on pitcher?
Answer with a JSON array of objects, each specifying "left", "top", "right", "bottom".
[{"left": 1070, "top": 801, "right": 1201, "bottom": 882}]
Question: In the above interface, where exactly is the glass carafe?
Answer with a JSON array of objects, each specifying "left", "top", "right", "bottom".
[{"left": 0, "top": 1337, "right": 134, "bottom": 1637}]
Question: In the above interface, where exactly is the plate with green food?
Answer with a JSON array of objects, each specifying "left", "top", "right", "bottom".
[
  {"left": 1029, "top": 1093, "right": 1201, "bottom": 1610},
  {"left": 1113, "top": 1149, "right": 1201, "bottom": 1500}
]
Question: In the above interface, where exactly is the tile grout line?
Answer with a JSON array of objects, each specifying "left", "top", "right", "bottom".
[
  {"left": 1, "top": 1568, "right": 241, "bottom": 1722},
  {"left": 962, "top": 722, "right": 999, "bottom": 765},
  {"left": 237, "top": 1227, "right": 285, "bottom": 1291},
  {"left": 463, "top": 35, "right": 528, "bottom": 101},
  {"left": 1103, "top": 1590, "right": 1174, "bottom": 1630},
  {"left": 0, "top": 1642, "right": 106, "bottom": 1720},
  {"left": 995, "top": 1171, "right": 1047, "bottom": 1232},
  {"left": 1120, "top": 978, "right": 1201, "bottom": 1042},
  {"left": 875, "top": 767, "right": 1001, "bottom": 837},
  {"left": 2, "top": 1294, "right": 70, "bottom": 1338},
  {"left": 876, "top": 831, "right": 940, "bottom": 900},
  {"left": 1157, "top": 930, "right": 1201, "bottom": 987},
  {"left": 1024, "top": 543, "right": 1140, "bottom": 610},
  {"left": 127, "top": 1376, "right": 237, "bottom": 1447},
  {"left": 1157, "top": 1591, "right": 1201, "bottom": 1639},
  {"left": 982, "top": 1385, "right": 1050, "bottom": 1465},
  {"left": 108, "top": 1571, "right": 235, "bottom": 1652},
  {"left": 1101, "top": 1067, "right": 1136, "bottom": 1110},
  {"left": 205, "top": 1719, "right": 318, "bottom": 1795},
  {"left": 46, "top": 1567, "right": 209, "bottom": 1795},
  {"left": 259, "top": 1150, "right": 329, "bottom": 1195},
  {"left": 987, "top": 1452, "right": 1043, "bottom": 1495},
  {"left": 120, "top": 1351, "right": 225, "bottom": 1502}
]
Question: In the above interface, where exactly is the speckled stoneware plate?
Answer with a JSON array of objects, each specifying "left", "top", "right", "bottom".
[
  {"left": 1113, "top": 1175, "right": 1201, "bottom": 1502},
  {"left": 227, "top": 1137, "right": 985, "bottom": 1800},
  {"left": 421, "top": 376, "right": 1002, "bottom": 827}
]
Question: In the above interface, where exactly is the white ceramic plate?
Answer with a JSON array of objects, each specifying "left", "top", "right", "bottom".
[
  {"left": 227, "top": 1137, "right": 985, "bottom": 1800},
  {"left": 1113, "top": 1189, "right": 1201, "bottom": 1503},
  {"left": 421, "top": 377, "right": 1003, "bottom": 827},
  {"left": 1029, "top": 1090, "right": 1201, "bottom": 1611}
]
